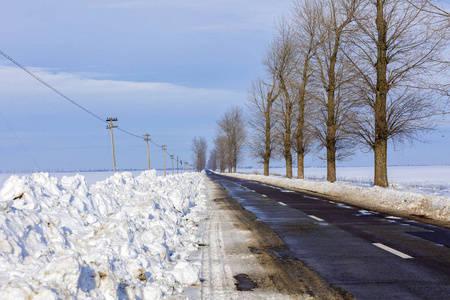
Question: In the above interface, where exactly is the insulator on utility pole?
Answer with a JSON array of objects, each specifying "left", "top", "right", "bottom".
[
  {"left": 106, "top": 118, "right": 118, "bottom": 172},
  {"left": 162, "top": 145, "right": 167, "bottom": 177},
  {"left": 143, "top": 133, "right": 151, "bottom": 170},
  {"left": 170, "top": 155, "right": 174, "bottom": 175}
]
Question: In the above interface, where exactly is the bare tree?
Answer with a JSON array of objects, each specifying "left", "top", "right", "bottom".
[
  {"left": 346, "top": 0, "right": 450, "bottom": 187},
  {"left": 271, "top": 17, "right": 298, "bottom": 179},
  {"left": 217, "top": 106, "right": 247, "bottom": 173},
  {"left": 313, "top": 0, "right": 360, "bottom": 182},
  {"left": 207, "top": 148, "right": 218, "bottom": 170},
  {"left": 274, "top": 84, "right": 297, "bottom": 179},
  {"left": 191, "top": 137, "right": 208, "bottom": 172},
  {"left": 247, "top": 76, "right": 279, "bottom": 176},
  {"left": 291, "top": 0, "right": 322, "bottom": 179},
  {"left": 407, "top": 0, "right": 450, "bottom": 19},
  {"left": 405, "top": 1, "right": 450, "bottom": 98},
  {"left": 213, "top": 135, "right": 228, "bottom": 172}
]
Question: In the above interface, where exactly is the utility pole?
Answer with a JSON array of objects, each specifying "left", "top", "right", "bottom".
[
  {"left": 106, "top": 118, "right": 118, "bottom": 172},
  {"left": 180, "top": 160, "right": 183, "bottom": 173},
  {"left": 162, "top": 145, "right": 167, "bottom": 177},
  {"left": 170, "top": 155, "right": 174, "bottom": 175},
  {"left": 177, "top": 156, "right": 179, "bottom": 174},
  {"left": 143, "top": 133, "right": 151, "bottom": 170}
]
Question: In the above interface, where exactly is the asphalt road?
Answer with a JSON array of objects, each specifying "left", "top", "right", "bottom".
[{"left": 207, "top": 171, "right": 450, "bottom": 300}]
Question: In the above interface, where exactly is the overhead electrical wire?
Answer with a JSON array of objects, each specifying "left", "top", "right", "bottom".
[
  {"left": 0, "top": 111, "right": 42, "bottom": 171},
  {"left": 0, "top": 49, "right": 185, "bottom": 165},
  {"left": 0, "top": 49, "right": 105, "bottom": 123}
]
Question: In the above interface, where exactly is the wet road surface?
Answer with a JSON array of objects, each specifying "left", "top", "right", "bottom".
[{"left": 208, "top": 171, "right": 450, "bottom": 300}]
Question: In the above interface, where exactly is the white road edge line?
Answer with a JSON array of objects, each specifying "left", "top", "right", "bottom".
[
  {"left": 373, "top": 243, "right": 413, "bottom": 259},
  {"left": 278, "top": 202, "right": 287, "bottom": 206},
  {"left": 309, "top": 215, "right": 325, "bottom": 222}
]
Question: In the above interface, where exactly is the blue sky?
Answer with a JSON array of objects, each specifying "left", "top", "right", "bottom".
[{"left": 0, "top": 0, "right": 449, "bottom": 172}]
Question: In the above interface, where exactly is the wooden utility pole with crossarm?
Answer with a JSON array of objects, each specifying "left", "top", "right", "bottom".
[
  {"left": 106, "top": 118, "right": 118, "bottom": 172},
  {"left": 143, "top": 133, "right": 151, "bottom": 170},
  {"left": 162, "top": 145, "right": 167, "bottom": 177}
]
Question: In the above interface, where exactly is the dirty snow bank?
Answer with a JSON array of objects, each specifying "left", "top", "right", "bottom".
[
  {"left": 222, "top": 173, "right": 449, "bottom": 222},
  {"left": 0, "top": 171, "right": 206, "bottom": 299}
]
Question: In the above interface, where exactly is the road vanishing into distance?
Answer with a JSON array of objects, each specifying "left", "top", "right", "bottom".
[{"left": 207, "top": 171, "right": 450, "bottom": 300}]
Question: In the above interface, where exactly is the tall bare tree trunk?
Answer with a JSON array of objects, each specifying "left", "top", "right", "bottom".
[
  {"left": 374, "top": 0, "right": 389, "bottom": 187},
  {"left": 296, "top": 108, "right": 305, "bottom": 179},
  {"left": 264, "top": 113, "right": 271, "bottom": 176},
  {"left": 326, "top": 88, "right": 337, "bottom": 182},
  {"left": 296, "top": 70, "right": 308, "bottom": 179},
  {"left": 286, "top": 150, "right": 293, "bottom": 179},
  {"left": 282, "top": 87, "right": 294, "bottom": 179},
  {"left": 297, "top": 152, "right": 304, "bottom": 179},
  {"left": 325, "top": 39, "right": 338, "bottom": 182}
]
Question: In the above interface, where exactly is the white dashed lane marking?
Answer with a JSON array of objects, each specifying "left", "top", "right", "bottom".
[
  {"left": 309, "top": 215, "right": 325, "bottom": 222},
  {"left": 373, "top": 243, "right": 413, "bottom": 259}
]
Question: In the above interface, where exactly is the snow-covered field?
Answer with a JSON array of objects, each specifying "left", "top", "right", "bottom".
[
  {"left": 238, "top": 165, "right": 450, "bottom": 197},
  {"left": 0, "top": 171, "right": 205, "bottom": 299}
]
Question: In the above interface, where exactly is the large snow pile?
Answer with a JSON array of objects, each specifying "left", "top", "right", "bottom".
[
  {"left": 0, "top": 171, "right": 205, "bottom": 299},
  {"left": 224, "top": 173, "right": 450, "bottom": 221}
]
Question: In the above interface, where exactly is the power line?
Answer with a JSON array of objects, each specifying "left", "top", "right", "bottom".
[
  {"left": 0, "top": 111, "right": 42, "bottom": 171},
  {"left": 0, "top": 49, "right": 189, "bottom": 169},
  {"left": 0, "top": 49, "right": 105, "bottom": 123}
]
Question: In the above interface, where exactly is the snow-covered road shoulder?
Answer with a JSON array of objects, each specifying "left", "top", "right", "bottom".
[
  {"left": 0, "top": 171, "right": 207, "bottom": 299},
  {"left": 219, "top": 173, "right": 450, "bottom": 223}
]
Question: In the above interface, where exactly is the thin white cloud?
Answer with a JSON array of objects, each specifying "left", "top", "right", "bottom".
[
  {"left": 88, "top": 1, "right": 154, "bottom": 9},
  {"left": 0, "top": 64, "right": 244, "bottom": 119},
  {"left": 0, "top": 64, "right": 239, "bottom": 99},
  {"left": 88, "top": 0, "right": 291, "bottom": 31}
]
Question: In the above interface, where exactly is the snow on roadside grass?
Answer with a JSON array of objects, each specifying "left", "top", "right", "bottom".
[
  {"left": 0, "top": 170, "right": 206, "bottom": 299},
  {"left": 224, "top": 173, "right": 450, "bottom": 222}
]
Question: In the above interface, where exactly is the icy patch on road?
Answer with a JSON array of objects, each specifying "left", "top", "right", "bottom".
[
  {"left": 0, "top": 171, "right": 206, "bottom": 299},
  {"left": 222, "top": 173, "right": 450, "bottom": 222}
]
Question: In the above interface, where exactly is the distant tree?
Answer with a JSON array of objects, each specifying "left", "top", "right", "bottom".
[
  {"left": 191, "top": 137, "right": 208, "bottom": 172},
  {"left": 213, "top": 134, "right": 228, "bottom": 172},
  {"left": 217, "top": 106, "right": 247, "bottom": 173},
  {"left": 247, "top": 75, "right": 279, "bottom": 176},
  {"left": 346, "top": 0, "right": 450, "bottom": 187},
  {"left": 207, "top": 148, "right": 218, "bottom": 171}
]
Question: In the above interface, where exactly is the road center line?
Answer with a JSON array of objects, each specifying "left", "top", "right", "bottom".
[
  {"left": 309, "top": 215, "right": 325, "bottom": 222},
  {"left": 262, "top": 194, "right": 268, "bottom": 198},
  {"left": 278, "top": 202, "right": 287, "bottom": 206},
  {"left": 373, "top": 243, "right": 413, "bottom": 259}
]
